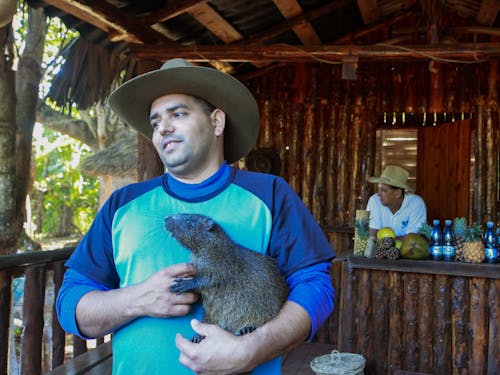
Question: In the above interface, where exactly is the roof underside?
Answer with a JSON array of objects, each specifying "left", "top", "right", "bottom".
[{"left": 27, "top": 0, "right": 500, "bottom": 108}]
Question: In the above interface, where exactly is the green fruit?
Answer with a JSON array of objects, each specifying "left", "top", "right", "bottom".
[{"left": 400, "top": 233, "right": 430, "bottom": 260}]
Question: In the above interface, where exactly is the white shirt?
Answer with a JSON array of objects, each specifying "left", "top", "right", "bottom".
[{"left": 366, "top": 193, "right": 427, "bottom": 237}]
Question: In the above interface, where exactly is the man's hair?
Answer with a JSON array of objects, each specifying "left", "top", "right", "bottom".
[{"left": 193, "top": 96, "right": 216, "bottom": 115}]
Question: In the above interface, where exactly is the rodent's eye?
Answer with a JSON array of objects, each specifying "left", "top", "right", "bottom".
[{"left": 186, "top": 220, "right": 191, "bottom": 225}]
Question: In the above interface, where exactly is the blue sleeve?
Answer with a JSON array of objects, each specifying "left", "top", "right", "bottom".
[
  {"left": 286, "top": 261, "right": 335, "bottom": 341},
  {"left": 56, "top": 268, "right": 110, "bottom": 339}
]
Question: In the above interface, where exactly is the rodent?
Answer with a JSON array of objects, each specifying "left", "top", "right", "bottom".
[{"left": 164, "top": 213, "right": 289, "bottom": 337}]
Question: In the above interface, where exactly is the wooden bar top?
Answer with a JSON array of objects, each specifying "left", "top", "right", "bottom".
[{"left": 335, "top": 253, "right": 500, "bottom": 279}]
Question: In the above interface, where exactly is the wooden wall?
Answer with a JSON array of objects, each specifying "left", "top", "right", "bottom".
[
  {"left": 337, "top": 258, "right": 500, "bottom": 374},
  {"left": 245, "top": 60, "right": 500, "bottom": 227}
]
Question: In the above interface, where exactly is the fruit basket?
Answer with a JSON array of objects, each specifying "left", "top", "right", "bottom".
[{"left": 310, "top": 350, "right": 366, "bottom": 375}]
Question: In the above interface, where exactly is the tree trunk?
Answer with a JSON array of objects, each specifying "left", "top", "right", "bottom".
[
  {"left": 15, "top": 6, "right": 46, "bottom": 239},
  {"left": 0, "top": 25, "right": 19, "bottom": 254}
]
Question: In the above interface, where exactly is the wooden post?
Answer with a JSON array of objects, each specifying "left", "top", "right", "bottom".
[
  {"left": 0, "top": 271, "right": 11, "bottom": 375},
  {"left": 433, "top": 275, "right": 451, "bottom": 372},
  {"left": 487, "top": 279, "right": 500, "bottom": 372},
  {"left": 21, "top": 265, "right": 46, "bottom": 375},
  {"left": 51, "top": 261, "right": 66, "bottom": 369}
]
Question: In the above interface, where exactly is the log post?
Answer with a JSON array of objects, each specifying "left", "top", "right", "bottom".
[
  {"left": 470, "top": 278, "right": 487, "bottom": 373},
  {"left": 51, "top": 261, "right": 66, "bottom": 369},
  {"left": 487, "top": 279, "right": 500, "bottom": 372},
  {"left": 21, "top": 265, "right": 46, "bottom": 375},
  {"left": 433, "top": 275, "right": 451, "bottom": 372},
  {"left": 388, "top": 271, "right": 403, "bottom": 372},
  {"left": 0, "top": 271, "right": 11, "bottom": 375}
]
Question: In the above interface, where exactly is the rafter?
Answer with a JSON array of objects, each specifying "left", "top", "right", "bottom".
[
  {"left": 42, "top": 0, "right": 170, "bottom": 44},
  {"left": 477, "top": 0, "right": 500, "bottom": 26},
  {"left": 272, "top": 0, "right": 321, "bottom": 45},
  {"left": 357, "top": 0, "right": 379, "bottom": 24}
]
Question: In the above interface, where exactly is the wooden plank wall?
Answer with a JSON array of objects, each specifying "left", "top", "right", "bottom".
[
  {"left": 246, "top": 60, "right": 500, "bottom": 228},
  {"left": 338, "top": 265, "right": 500, "bottom": 374}
]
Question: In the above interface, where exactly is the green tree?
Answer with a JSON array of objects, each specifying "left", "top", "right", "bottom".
[{"left": 31, "top": 125, "right": 98, "bottom": 238}]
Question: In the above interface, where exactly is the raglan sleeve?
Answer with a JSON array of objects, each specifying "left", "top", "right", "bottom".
[
  {"left": 56, "top": 195, "right": 120, "bottom": 338},
  {"left": 268, "top": 178, "right": 335, "bottom": 340}
]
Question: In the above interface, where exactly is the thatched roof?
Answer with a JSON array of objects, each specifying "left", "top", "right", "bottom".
[{"left": 80, "top": 134, "right": 138, "bottom": 178}]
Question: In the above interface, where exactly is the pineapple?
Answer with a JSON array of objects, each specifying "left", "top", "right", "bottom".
[
  {"left": 452, "top": 217, "right": 468, "bottom": 261},
  {"left": 461, "top": 223, "right": 484, "bottom": 263},
  {"left": 353, "top": 217, "right": 370, "bottom": 256},
  {"left": 418, "top": 222, "right": 433, "bottom": 241}
]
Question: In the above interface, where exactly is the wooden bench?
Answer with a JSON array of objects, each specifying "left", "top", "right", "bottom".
[
  {"left": 48, "top": 342, "right": 112, "bottom": 375},
  {"left": 48, "top": 342, "right": 336, "bottom": 374}
]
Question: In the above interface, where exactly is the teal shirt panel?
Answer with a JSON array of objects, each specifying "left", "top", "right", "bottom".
[{"left": 111, "top": 182, "right": 279, "bottom": 374}]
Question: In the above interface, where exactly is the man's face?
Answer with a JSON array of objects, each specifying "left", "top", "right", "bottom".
[
  {"left": 376, "top": 183, "right": 402, "bottom": 206},
  {"left": 149, "top": 93, "right": 224, "bottom": 178}
]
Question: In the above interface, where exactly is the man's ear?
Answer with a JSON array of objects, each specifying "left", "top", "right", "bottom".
[{"left": 211, "top": 109, "right": 226, "bottom": 136}]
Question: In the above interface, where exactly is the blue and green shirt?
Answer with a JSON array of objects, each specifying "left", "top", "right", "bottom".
[{"left": 57, "top": 162, "right": 335, "bottom": 374}]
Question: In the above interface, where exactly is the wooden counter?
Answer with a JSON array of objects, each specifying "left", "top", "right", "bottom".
[{"left": 336, "top": 254, "right": 499, "bottom": 375}]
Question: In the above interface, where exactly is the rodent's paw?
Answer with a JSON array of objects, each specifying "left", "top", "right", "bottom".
[{"left": 169, "top": 277, "right": 197, "bottom": 295}]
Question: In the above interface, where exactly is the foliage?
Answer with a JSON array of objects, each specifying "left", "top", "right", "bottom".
[{"left": 31, "top": 124, "right": 98, "bottom": 237}]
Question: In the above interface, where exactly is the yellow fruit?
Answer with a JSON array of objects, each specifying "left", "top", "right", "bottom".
[
  {"left": 400, "top": 233, "right": 430, "bottom": 260},
  {"left": 377, "top": 227, "right": 396, "bottom": 241}
]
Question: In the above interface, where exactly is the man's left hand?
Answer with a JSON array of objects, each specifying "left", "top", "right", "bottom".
[{"left": 175, "top": 319, "right": 251, "bottom": 375}]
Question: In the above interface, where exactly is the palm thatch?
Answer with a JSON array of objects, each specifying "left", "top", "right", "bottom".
[
  {"left": 80, "top": 134, "right": 138, "bottom": 178},
  {"left": 48, "top": 37, "right": 137, "bottom": 109}
]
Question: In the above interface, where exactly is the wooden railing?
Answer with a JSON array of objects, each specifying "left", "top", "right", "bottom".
[
  {"left": 0, "top": 247, "right": 102, "bottom": 375},
  {"left": 0, "top": 227, "right": 353, "bottom": 375}
]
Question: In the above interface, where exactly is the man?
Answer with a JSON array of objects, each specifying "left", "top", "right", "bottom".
[
  {"left": 366, "top": 165, "right": 427, "bottom": 240},
  {"left": 56, "top": 58, "right": 335, "bottom": 374}
]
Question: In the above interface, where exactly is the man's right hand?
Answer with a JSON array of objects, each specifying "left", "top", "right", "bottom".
[
  {"left": 75, "top": 263, "right": 199, "bottom": 338},
  {"left": 131, "top": 263, "right": 199, "bottom": 318}
]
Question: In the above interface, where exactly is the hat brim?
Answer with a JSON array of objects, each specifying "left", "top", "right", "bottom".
[
  {"left": 108, "top": 64, "right": 260, "bottom": 164},
  {"left": 368, "top": 176, "right": 414, "bottom": 192}
]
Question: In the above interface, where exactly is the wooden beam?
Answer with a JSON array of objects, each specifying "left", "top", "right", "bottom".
[
  {"left": 139, "top": 0, "right": 207, "bottom": 25},
  {"left": 132, "top": 42, "right": 500, "bottom": 62},
  {"left": 42, "top": 0, "right": 170, "bottom": 44},
  {"left": 357, "top": 0, "right": 379, "bottom": 24},
  {"left": 188, "top": 2, "right": 242, "bottom": 42},
  {"left": 477, "top": 0, "right": 500, "bottom": 26},
  {"left": 273, "top": 0, "right": 321, "bottom": 45},
  {"left": 244, "top": 0, "right": 352, "bottom": 45}
]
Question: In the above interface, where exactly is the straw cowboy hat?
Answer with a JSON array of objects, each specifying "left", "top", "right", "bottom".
[
  {"left": 368, "top": 165, "right": 414, "bottom": 192},
  {"left": 108, "top": 58, "right": 260, "bottom": 164}
]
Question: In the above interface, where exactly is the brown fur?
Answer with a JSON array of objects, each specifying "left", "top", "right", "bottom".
[{"left": 165, "top": 213, "right": 289, "bottom": 335}]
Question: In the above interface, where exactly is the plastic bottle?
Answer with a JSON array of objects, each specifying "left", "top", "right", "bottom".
[
  {"left": 429, "top": 219, "right": 443, "bottom": 261},
  {"left": 442, "top": 219, "right": 455, "bottom": 261},
  {"left": 484, "top": 221, "right": 498, "bottom": 264}
]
